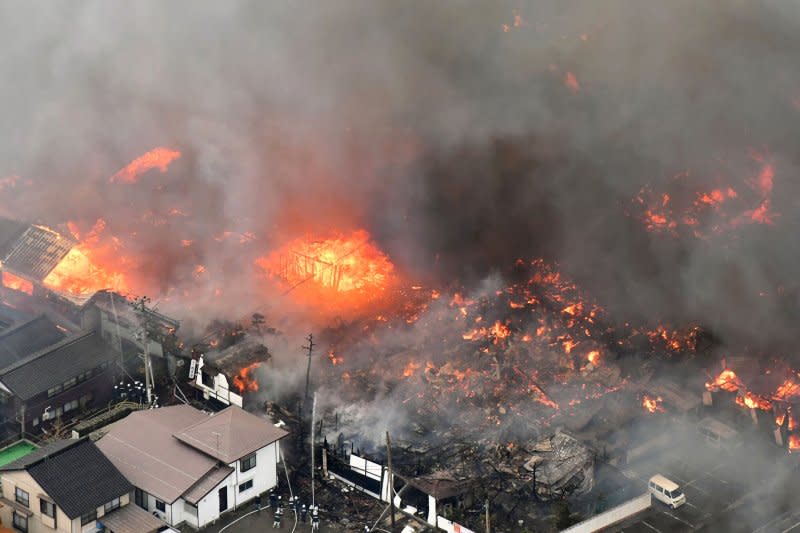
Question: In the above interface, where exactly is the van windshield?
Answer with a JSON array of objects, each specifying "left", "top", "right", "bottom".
[{"left": 667, "top": 489, "right": 683, "bottom": 499}]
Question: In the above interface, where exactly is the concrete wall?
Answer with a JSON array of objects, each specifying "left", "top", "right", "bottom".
[{"left": 560, "top": 493, "right": 651, "bottom": 533}]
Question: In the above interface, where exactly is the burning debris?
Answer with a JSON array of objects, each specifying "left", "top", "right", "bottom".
[{"left": 256, "top": 230, "right": 395, "bottom": 312}]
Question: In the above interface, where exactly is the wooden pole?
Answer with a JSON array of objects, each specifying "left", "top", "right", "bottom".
[
  {"left": 386, "top": 431, "right": 395, "bottom": 532},
  {"left": 485, "top": 499, "right": 490, "bottom": 533}
]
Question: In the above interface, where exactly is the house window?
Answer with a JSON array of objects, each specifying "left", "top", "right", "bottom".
[
  {"left": 80, "top": 509, "right": 96, "bottom": 525},
  {"left": 32, "top": 418, "right": 39, "bottom": 427},
  {"left": 47, "top": 384, "right": 62, "bottom": 397},
  {"left": 40, "top": 499, "right": 55, "bottom": 518},
  {"left": 134, "top": 488, "right": 146, "bottom": 509},
  {"left": 62, "top": 377, "right": 77, "bottom": 389},
  {"left": 239, "top": 453, "right": 256, "bottom": 472},
  {"left": 64, "top": 400, "right": 79, "bottom": 413},
  {"left": 104, "top": 497, "right": 120, "bottom": 513},
  {"left": 201, "top": 371, "right": 214, "bottom": 388},
  {"left": 12, "top": 511, "right": 27, "bottom": 532},
  {"left": 55, "top": 407, "right": 63, "bottom": 418},
  {"left": 15, "top": 487, "right": 29, "bottom": 507},
  {"left": 155, "top": 499, "right": 166, "bottom": 512},
  {"left": 238, "top": 480, "right": 253, "bottom": 492}
]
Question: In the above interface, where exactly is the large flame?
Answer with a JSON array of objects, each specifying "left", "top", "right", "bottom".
[
  {"left": 109, "top": 147, "right": 181, "bottom": 184},
  {"left": 1, "top": 272, "right": 33, "bottom": 295},
  {"left": 256, "top": 230, "right": 394, "bottom": 309},
  {"left": 232, "top": 362, "right": 260, "bottom": 393},
  {"left": 44, "top": 245, "right": 128, "bottom": 296}
]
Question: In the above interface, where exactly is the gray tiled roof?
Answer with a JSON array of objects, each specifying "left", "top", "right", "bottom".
[
  {"left": 0, "top": 315, "right": 66, "bottom": 370},
  {"left": 3, "top": 438, "right": 132, "bottom": 519},
  {"left": 0, "top": 330, "right": 116, "bottom": 400}
]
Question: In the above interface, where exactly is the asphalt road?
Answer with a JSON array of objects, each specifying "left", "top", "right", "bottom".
[{"left": 607, "top": 433, "right": 800, "bottom": 532}]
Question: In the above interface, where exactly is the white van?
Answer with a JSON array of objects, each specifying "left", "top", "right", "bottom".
[{"left": 648, "top": 474, "right": 686, "bottom": 509}]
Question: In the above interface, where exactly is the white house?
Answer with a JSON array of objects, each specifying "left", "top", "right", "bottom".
[
  {"left": 189, "top": 355, "right": 244, "bottom": 408},
  {"left": 95, "top": 404, "right": 287, "bottom": 529}
]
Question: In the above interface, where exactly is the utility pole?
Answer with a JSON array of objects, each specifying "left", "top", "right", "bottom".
[
  {"left": 485, "top": 499, "right": 491, "bottom": 533},
  {"left": 386, "top": 431, "right": 395, "bottom": 532},
  {"left": 133, "top": 296, "right": 155, "bottom": 406},
  {"left": 311, "top": 393, "right": 317, "bottom": 509},
  {"left": 302, "top": 333, "right": 315, "bottom": 406}
]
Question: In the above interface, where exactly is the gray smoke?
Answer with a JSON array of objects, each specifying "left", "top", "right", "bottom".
[{"left": 0, "top": 0, "right": 799, "bottom": 348}]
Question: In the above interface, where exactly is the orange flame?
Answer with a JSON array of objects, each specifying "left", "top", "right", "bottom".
[
  {"left": 705, "top": 369, "right": 742, "bottom": 393},
  {"left": 109, "top": 147, "right": 181, "bottom": 184},
  {"left": 774, "top": 379, "right": 800, "bottom": 401},
  {"left": 402, "top": 361, "right": 421, "bottom": 378},
  {"left": 642, "top": 394, "right": 665, "bottom": 413},
  {"left": 736, "top": 391, "right": 772, "bottom": 411},
  {"left": 233, "top": 362, "right": 260, "bottom": 393},
  {"left": 789, "top": 434, "right": 800, "bottom": 452},
  {"left": 1, "top": 272, "right": 33, "bottom": 295},
  {"left": 256, "top": 230, "right": 394, "bottom": 310},
  {"left": 44, "top": 245, "right": 128, "bottom": 296}
]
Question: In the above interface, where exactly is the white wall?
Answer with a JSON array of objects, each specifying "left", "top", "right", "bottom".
[{"left": 560, "top": 493, "right": 652, "bottom": 533}]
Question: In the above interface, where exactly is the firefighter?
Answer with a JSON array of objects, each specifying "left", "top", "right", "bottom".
[
  {"left": 272, "top": 496, "right": 283, "bottom": 528},
  {"left": 269, "top": 490, "right": 278, "bottom": 509},
  {"left": 300, "top": 503, "right": 308, "bottom": 522},
  {"left": 311, "top": 505, "right": 320, "bottom": 530}
]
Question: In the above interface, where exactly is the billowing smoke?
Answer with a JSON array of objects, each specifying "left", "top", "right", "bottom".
[{"left": 1, "top": 1, "right": 800, "bottom": 347}]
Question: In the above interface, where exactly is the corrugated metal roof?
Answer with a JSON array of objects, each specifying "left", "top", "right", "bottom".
[
  {"left": 95, "top": 406, "right": 220, "bottom": 503},
  {"left": 182, "top": 464, "right": 234, "bottom": 504},
  {"left": 98, "top": 502, "right": 165, "bottom": 533},
  {"left": 173, "top": 406, "right": 288, "bottom": 464},
  {"left": 0, "top": 330, "right": 116, "bottom": 400},
  {"left": 2, "top": 225, "right": 74, "bottom": 280}
]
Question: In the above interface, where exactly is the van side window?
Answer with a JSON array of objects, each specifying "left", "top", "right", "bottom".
[
  {"left": 649, "top": 482, "right": 655, "bottom": 489},
  {"left": 657, "top": 486, "right": 664, "bottom": 493}
]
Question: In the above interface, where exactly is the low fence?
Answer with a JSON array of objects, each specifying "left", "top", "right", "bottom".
[{"left": 561, "top": 493, "right": 651, "bottom": 533}]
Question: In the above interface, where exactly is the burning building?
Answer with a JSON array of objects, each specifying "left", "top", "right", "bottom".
[{"left": 0, "top": 217, "right": 74, "bottom": 296}]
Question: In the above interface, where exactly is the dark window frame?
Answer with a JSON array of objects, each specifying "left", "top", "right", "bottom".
[
  {"left": 155, "top": 499, "right": 166, "bottom": 512},
  {"left": 104, "top": 497, "right": 120, "bottom": 513},
  {"left": 80, "top": 509, "right": 97, "bottom": 526},
  {"left": 238, "top": 479, "right": 253, "bottom": 492},
  {"left": 12, "top": 511, "right": 27, "bottom": 532},
  {"left": 14, "top": 487, "right": 29, "bottom": 507},
  {"left": 40, "top": 499, "right": 55, "bottom": 518},
  {"left": 239, "top": 453, "right": 256, "bottom": 472}
]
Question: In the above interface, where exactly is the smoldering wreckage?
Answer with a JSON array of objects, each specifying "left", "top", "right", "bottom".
[{"left": 3, "top": 2, "right": 800, "bottom": 532}]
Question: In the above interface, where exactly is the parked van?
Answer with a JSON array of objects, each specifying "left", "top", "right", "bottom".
[
  {"left": 697, "top": 417, "right": 739, "bottom": 450},
  {"left": 648, "top": 474, "right": 686, "bottom": 509}
]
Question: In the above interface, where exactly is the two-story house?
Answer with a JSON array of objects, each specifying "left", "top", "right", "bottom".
[
  {"left": 95, "top": 404, "right": 287, "bottom": 529},
  {"left": 0, "top": 438, "right": 163, "bottom": 533},
  {"left": 0, "top": 317, "right": 118, "bottom": 436}
]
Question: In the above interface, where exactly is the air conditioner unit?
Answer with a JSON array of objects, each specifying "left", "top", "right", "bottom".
[{"left": 152, "top": 509, "right": 167, "bottom": 521}]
